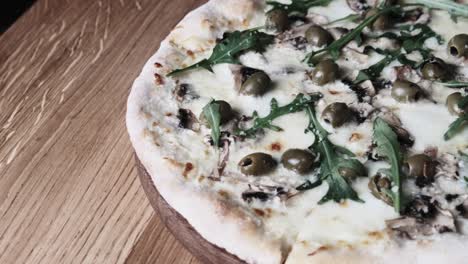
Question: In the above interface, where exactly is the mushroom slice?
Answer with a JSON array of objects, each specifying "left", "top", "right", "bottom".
[{"left": 177, "top": 109, "right": 200, "bottom": 131}]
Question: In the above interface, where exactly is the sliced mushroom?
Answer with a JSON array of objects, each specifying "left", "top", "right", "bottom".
[{"left": 242, "top": 185, "right": 288, "bottom": 203}]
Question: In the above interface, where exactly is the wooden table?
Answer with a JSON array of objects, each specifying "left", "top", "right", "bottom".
[{"left": 0, "top": 0, "right": 206, "bottom": 263}]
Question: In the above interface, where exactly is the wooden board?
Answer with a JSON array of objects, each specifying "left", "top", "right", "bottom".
[
  {"left": 0, "top": 0, "right": 208, "bottom": 263},
  {"left": 136, "top": 157, "right": 246, "bottom": 264}
]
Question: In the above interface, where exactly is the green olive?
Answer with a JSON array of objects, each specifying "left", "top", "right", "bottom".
[
  {"left": 421, "top": 58, "right": 449, "bottom": 81},
  {"left": 240, "top": 71, "right": 272, "bottom": 96},
  {"left": 266, "top": 9, "right": 290, "bottom": 32},
  {"left": 368, "top": 174, "right": 393, "bottom": 205},
  {"left": 448, "top": 34, "right": 468, "bottom": 58},
  {"left": 338, "top": 163, "right": 367, "bottom": 181},
  {"left": 305, "top": 25, "right": 334, "bottom": 47},
  {"left": 199, "top": 100, "right": 234, "bottom": 127},
  {"left": 403, "top": 154, "right": 437, "bottom": 182},
  {"left": 310, "top": 59, "right": 339, "bottom": 85},
  {"left": 446, "top": 92, "right": 468, "bottom": 116},
  {"left": 321, "top": 102, "right": 354, "bottom": 128},
  {"left": 238, "top": 153, "right": 277, "bottom": 176},
  {"left": 365, "top": 8, "right": 393, "bottom": 31},
  {"left": 281, "top": 149, "right": 317, "bottom": 174},
  {"left": 391, "top": 80, "right": 423, "bottom": 103}
]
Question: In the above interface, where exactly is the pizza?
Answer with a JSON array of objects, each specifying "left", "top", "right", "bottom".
[{"left": 126, "top": 0, "right": 468, "bottom": 263}]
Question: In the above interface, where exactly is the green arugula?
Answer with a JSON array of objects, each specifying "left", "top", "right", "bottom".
[
  {"left": 305, "top": 6, "right": 399, "bottom": 64},
  {"left": 267, "top": 0, "right": 333, "bottom": 15},
  {"left": 437, "top": 81, "right": 468, "bottom": 88},
  {"left": 373, "top": 118, "right": 403, "bottom": 213},
  {"left": 202, "top": 100, "right": 222, "bottom": 147},
  {"left": 354, "top": 48, "right": 400, "bottom": 84},
  {"left": 444, "top": 113, "right": 468, "bottom": 140},
  {"left": 236, "top": 93, "right": 322, "bottom": 138},
  {"left": 326, "top": 14, "right": 361, "bottom": 25},
  {"left": 353, "top": 24, "right": 441, "bottom": 84},
  {"left": 168, "top": 29, "right": 274, "bottom": 76},
  {"left": 413, "top": 0, "right": 468, "bottom": 19},
  {"left": 304, "top": 105, "right": 364, "bottom": 204}
]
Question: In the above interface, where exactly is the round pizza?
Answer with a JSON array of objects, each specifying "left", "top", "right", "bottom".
[{"left": 126, "top": 0, "right": 468, "bottom": 263}]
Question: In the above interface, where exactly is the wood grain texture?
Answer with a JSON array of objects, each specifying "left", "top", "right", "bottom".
[{"left": 0, "top": 0, "right": 206, "bottom": 263}]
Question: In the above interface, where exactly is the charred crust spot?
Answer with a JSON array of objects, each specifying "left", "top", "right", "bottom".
[
  {"left": 307, "top": 246, "right": 329, "bottom": 256},
  {"left": 349, "top": 133, "right": 363, "bottom": 142},
  {"left": 253, "top": 208, "right": 265, "bottom": 217},
  {"left": 218, "top": 190, "right": 230, "bottom": 199},
  {"left": 242, "top": 192, "right": 270, "bottom": 203},
  {"left": 154, "top": 73, "right": 164, "bottom": 85},
  {"left": 165, "top": 112, "right": 173, "bottom": 117},
  {"left": 182, "top": 162, "right": 194, "bottom": 178},
  {"left": 270, "top": 142, "right": 282, "bottom": 151},
  {"left": 154, "top": 62, "right": 163, "bottom": 68},
  {"left": 329, "top": 90, "right": 340, "bottom": 95},
  {"left": 186, "top": 50, "right": 195, "bottom": 58}
]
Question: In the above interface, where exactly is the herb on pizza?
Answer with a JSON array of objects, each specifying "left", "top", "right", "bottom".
[
  {"left": 354, "top": 25, "right": 442, "bottom": 83},
  {"left": 168, "top": 29, "right": 274, "bottom": 76},
  {"left": 373, "top": 118, "right": 403, "bottom": 213},
  {"left": 413, "top": 0, "right": 468, "bottom": 19},
  {"left": 444, "top": 113, "right": 468, "bottom": 140},
  {"left": 267, "top": 0, "right": 333, "bottom": 16},
  {"left": 236, "top": 93, "right": 322, "bottom": 138},
  {"left": 302, "top": 104, "right": 365, "bottom": 204},
  {"left": 437, "top": 81, "right": 468, "bottom": 88},
  {"left": 202, "top": 100, "right": 222, "bottom": 147},
  {"left": 305, "top": 6, "right": 399, "bottom": 64}
]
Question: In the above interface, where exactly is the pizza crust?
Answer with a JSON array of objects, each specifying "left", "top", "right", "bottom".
[{"left": 126, "top": 0, "right": 468, "bottom": 263}]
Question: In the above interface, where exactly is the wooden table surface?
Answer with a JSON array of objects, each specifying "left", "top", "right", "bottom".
[{"left": 0, "top": 0, "right": 206, "bottom": 263}]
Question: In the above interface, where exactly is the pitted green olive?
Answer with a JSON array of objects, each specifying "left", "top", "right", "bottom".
[
  {"left": 369, "top": 174, "right": 393, "bottom": 205},
  {"left": 448, "top": 34, "right": 468, "bottom": 58},
  {"left": 199, "top": 100, "right": 234, "bottom": 127},
  {"left": 281, "top": 149, "right": 317, "bottom": 174},
  {"left": 266, "top": 9, "right": 290, "bottom": 32},
  {"left": 421, "top": 58, "right": 449, "bottom": 81},
  {"left": 305, "top": 25, "right": 334, "bottom": 47},
  {"left": 310, "top": 59, "right": 339, "bottom": 85},
  {"left": 446, "top": 92, "right": 468, "bottom": 116},
  {"left": 338, "top": 163, "right": 367, "bottom": 180},
  {"left": 238, "top": 152, "right": 277, "bottom": 176},
  {"left": 240, "top": 71, "right": 272, "bottom": 96},
  {"left": 403, "top": 154, "right": 437, "bottom": 187},
  {"left": 321, "top": 102, "right": 354, "bottom": 128},
  {"left": 365, "top": 8, "right": 393, "bottom": 31},
  {"left": 391, "top": 80, "right": 423, "bottom": 103}
]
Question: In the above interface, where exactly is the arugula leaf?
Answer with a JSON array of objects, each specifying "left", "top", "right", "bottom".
[
  {"left": 168, "top": 30, "right": 274, "bottom": 76},
  {"left": 236, "top": 93, "right": 322, "bottom": 138},
  {"left": 437, "top": 81, "right": 468, "bottom": 88},
  {"left": 305, "top": 6, "right": 399, "bottom": 64},
  {"left": 267, "top": 0, "right": 333, "bottom": 15},
  {"left": 354, "top": 50, "right": 399, "bottom": 84},
  {"left": 413, "top": 0, "right": 468, "bottom": 19},
  {"left": 399, "top": 24, "right": 443, "bottom": 59},
  {"left": 444, "top": 113, "right": 468, "bottom": 140},
  {"left": 326, "top": 14, "right": 361, "bottom": 25},
  {"left": 202, "top": 101, "right": 222, "bottom": 147},
  {"left": 373, "top": 118, "right": 403, "bottom": 213},
  {"left": 353, "top": 24, "right": 441, "bottom": 84},
  {"left": 305, "top": 105, "right": 364, "bottom": 204}
]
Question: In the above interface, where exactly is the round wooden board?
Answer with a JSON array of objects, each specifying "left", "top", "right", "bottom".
[{"left": 136, "top": 156, "right": 246, "bottom": 264}]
